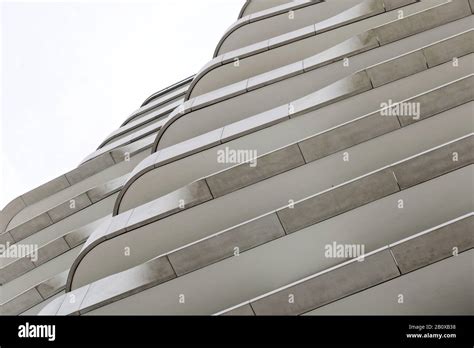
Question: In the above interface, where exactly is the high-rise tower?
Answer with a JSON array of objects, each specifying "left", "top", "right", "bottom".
[{"left": 1, "top": 0, "right": 473, "bottom": 316}]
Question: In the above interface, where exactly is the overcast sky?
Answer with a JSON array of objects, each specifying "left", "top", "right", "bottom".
[{"left": 0, "top": 0, "right": 243, "bottom": 209}]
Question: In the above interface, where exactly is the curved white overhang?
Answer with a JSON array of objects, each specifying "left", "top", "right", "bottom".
[
  {"left": 0, "top": 152, "right": 119, "bottom": 237},
  {"left": 120, "top": 90, "right": 186, "bottom": 129},
  {"left": 0, "top": 136, "right": 152, "bottom": 242},
  {"left": 2, "top": 143, "right": 150, "bottom": 244},
  {"left": 1, "top": 173, "right": 128, "bottom": 247},
  {"left": 0, "top": 212, "right": 112, "bottom": 315},
  {"left": 112, "top": 27, "right": 473, "bottom": 219},
  {"left": 0, "top": 153, "right": 147, "bottom": 310},
  {"left": 81, "top": 132, "right": 156, "bottom": 166},
  {"left": 94, "top": 80, "right": 193, "bottom": 155},
  {"left": 140, "top": 75, "right": 193, "bottom": 108},
  {"left": 1, "top": 198, "right": 27, "bottom": 243},
  {"left": 96, "top": 99, "right": 181, "bottom": 151},
  {"left": 238, "top": 0, "right": 251, "bottom": 19},
  {"left": 0, "top": 216, "right": 108, "bottom": 283},
  {"left": 238, "top": 0, "right": 294, "bottom": 19},
  {"left": 1, "top": 111, "right": 165, "bottom": 241},
  {"left": 117, "top": 76, "right": 192, "bottom": 129},
  {"left": 84, "top": 122, "right": 165, "bottom": 167},
  {"left": 0, "top": 240, "right": 81, "bottom": 309},
  {"left": 215, "top": 0, "right": 327, "bottom": 57}
]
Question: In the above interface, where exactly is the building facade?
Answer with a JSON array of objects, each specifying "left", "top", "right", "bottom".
[{"left": 1, "top": 0, "right": 473, "bottom": 315}]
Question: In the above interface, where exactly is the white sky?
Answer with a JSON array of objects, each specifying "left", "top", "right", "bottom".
[{"left": 0, "top": 0, "right": 243, "bottom": 209}]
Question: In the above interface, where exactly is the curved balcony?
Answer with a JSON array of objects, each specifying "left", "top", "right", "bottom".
[
  {"left": 122, "top": 76, "right": 193, "bottom": 126},
  {"left": 0, "top": 215, "right": 110, "bottom": 314},
  {"left": 95, "top": 100, "right": 181, "bottom": 153},
  {"left": 217, "top": 0, "right": 339, "bottom": 56},
  {"left": 238, "top": 0, "right": 293, "bottom": 19},
  {"left": 0, "top": 148, "right": 148, "bottom": 244},
  {"left": 140, "top": 75, "right": 193, "bottom": 108}
]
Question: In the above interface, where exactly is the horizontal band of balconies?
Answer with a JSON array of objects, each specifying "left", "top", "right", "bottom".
[
  {"left": 95, "top": 77, "right": 194, "bottom": 152},
  {"left": 90, "top": 82, "right": 191, "bottom": 158},
  {"left": 0, "top": 148, "right": 149, "bottom": 247},
  {"left": 0, "top": 218, "right": 111, "bottom": 302},
  {"left": 39, "top": 193, "right": 473, "bottom": 315},
  {"left": 152, "top": 8, "right": 473, "bottom": 154},
  {"left": 190, "top": 0, "right": 445, "bottom": 99},
  {"left": 82, "top": 133, "right": 156, "bottom": 167},
  {"left": 121, "top": 76, "right": 193, "bottom": 126},
  {"left": 95, "top": 99, "right": 182, "bottom": 152},
  {"left": 0, "top": 173, "right": 144, "bottom": 304},
  {"left": 0, "top": 152, "right": 148, "bottom": 246},
  {"left": 82, "top": 81, "right": 195, "bottom": 164},
  {"left": 0, "top": 244, "right": 79, "bottom": 314},
  {"left": 66, "top": 131, "right": 473, "bottom": 292},
  {"left": 217, "top": 0, "right": 339, "bottom": 56},
  {"left": 0, "top": 216, "right": 112, "bottom": 314},
  {"left": 0, "top": 181, "right": 121, "bottom": 281},
  {"left": 0, "top": 204, "right": 116, "bottom": 308},
  {"left": 82, "top": 123, "right": 165, "bottom": 166},
  {"left": 140, "top": 75, "right": 193, "bottom": 108},
  {"left": 115, "top": 33, "right": 473, "bottom": 216},
  {"left": 217, "top": 214, "right": 473, "bottom": 315}
]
